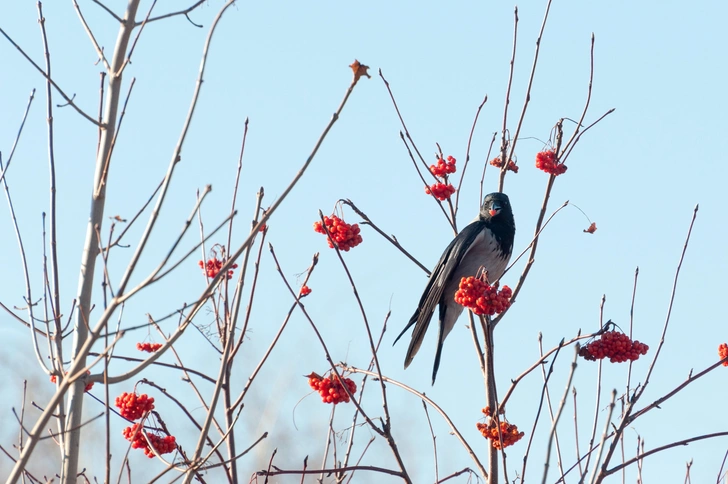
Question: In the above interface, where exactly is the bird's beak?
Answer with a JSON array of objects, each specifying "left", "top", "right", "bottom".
[{"left": 488, "top": 201, "right": 503, "bottom": 217}]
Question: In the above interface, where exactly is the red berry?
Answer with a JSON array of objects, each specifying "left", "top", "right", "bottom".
[
  {"left": 50, "top": 370, "right": 93, "bottom": 392},
  {"left": 580, "top": 331, "right": 649, "bottom": 363},
  {"left": 476, "top": 408, "right": 524, "bottom": 450},
  {"left": 719, "top": 343, "right": 728, "bottom": 367},
  {"left": 489, "top": 157, "right": 519, "bottom": 173},
  {"left": 136, "top": 342, "right": 163, "bottom": 353},
  {"left": 306, "top": 372, "right": 357, "bottom": 405},
  {"left": 535, "top": 150, "right": 567, "bottom": 176},
  {"left": 429, "top": 155, "right": 457, "bottom": 178},
  {"left": 454, "top": 276, "right": 512, "bottom": 316},
  {"left": 199, "top": 254, "right": 237, "bottom": 280},
  {"left": 313, "top": 214, "right": 363, "bottom": 251},
  {"left": 425, "top": 182, "right": 456, "bottom": 201},
  {"left": 115, "top": 392, "right": 155, "bottom": 421},
  {"left": 122, "top": 423, "right": 176, "bottom": 458}
]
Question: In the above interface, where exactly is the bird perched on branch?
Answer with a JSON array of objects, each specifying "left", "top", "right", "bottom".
[{"left": 394, "top": 192, "right": 516, "bottom": 384}]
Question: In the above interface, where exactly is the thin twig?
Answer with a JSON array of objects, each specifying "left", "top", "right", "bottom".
[
  {"left": 73, "top": 0, "right": 111, "bottom": 71},
  {"left": 502, "top": 0, "right": 554, "bottom": 191},
  {"left": 343, "top": 366, "right": 487, "bottom": 479},
  {"left": 0, "top": 27, "right": 99, "bottom": 125},
  {"left": 135, "top": 0, "right": 206, "bottom": 26},
  {"left": 541, "top": 345, "right": 579, "bottom": 484},
  {"left": 497, "top": 7, "right": 519, "bottom": 194},
  {"left": 455, "top": 94, "right": 488, "bottom": 218},
  {"left": 589, "top": 390, "right": 617, "bottom": 484},
  {"left": 341, "top": 199, "right": 429, "bottom": 274},
  {"left": 607, "top": 432, "right": 728, "bottom": 477},
  {"left": 422, "top": 399, "right": 439, "bottom": 482},
  {"left": 593, "top": 206, "right": 699, "bottom": 482}
]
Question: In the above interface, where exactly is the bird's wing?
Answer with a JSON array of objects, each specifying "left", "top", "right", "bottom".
[{"left": 394, "top": 221, "right": 486, "bottom": 368}]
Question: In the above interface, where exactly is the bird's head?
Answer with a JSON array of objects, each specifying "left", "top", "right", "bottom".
[{"left": 480, "top": 192, "right": 512, "bottom": 221}]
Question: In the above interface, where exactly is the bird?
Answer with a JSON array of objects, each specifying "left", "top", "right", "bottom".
[{"left": 393, "top": 192, "right": 516, "bottom": 384}]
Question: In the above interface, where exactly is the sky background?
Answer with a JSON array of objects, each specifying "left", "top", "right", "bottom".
[{"left": 1, "top": 0, "right": 727, "bottom": 482}]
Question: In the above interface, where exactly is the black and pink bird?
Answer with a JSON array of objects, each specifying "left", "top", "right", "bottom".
[{"left": 394, "top": 192, "right": 516, "bottom": 384}]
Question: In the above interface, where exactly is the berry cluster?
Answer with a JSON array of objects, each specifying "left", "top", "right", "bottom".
[
  {"left": 719, "top": 343, "right": 728, "bottom": 367},
  {"left": 535, "top": 150, "right": 567, "bottom": 176},
  {"left": 476, "top": 408, "right": 523, "bottom": 450},
  {"left": 299, "top": 285, "right": 312, "bottom": 297},
  {"left": 454, "top": 276, "right": 512, "bottom": 316},
  {"left": 198, "top": 257, "right": 238, "bottom": 280},
  {"left": 50, "top": 370, "right": 93, "bottom": 392},
  {"left": 136, "top": 342, "right": 163, "bottom": 353},
  {"left": 489, "top": 157, "right": 519, "bottom": 173},
  {"left": 115, "top": 392, "right": 155, "bottom": 421},
  {"left": 579, "top": 331, "right": 649, "bottom": 363},
  {"left": 425, "top": 182, "right": 456, "bottom": 201},
  {"left": 307, "top": 372, "right": 357, "bottom": 405},
  {"left": 122, "top": 423, "right": 177, "bottom": 458},
  {"left": 313, "top": 215, "right": 363, "bottom": 251},
  {"left": 425, "top": 155, "right": 457, "bottom": 201},
  {"left": 429, "top": 156, "right": 457, "bottom": 177}
]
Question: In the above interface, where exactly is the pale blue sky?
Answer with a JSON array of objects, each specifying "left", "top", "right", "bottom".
[{"left": 1, "top": 1, "right": 727, "bottom": 482}]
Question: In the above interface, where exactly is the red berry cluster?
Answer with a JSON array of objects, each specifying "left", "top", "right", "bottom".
[
  {"left": 198, "top": 257, "right": 238, "bottom": 280},
  {"left": 425, "top": 182, "right": 456, "bottom": 201},
  {"left": 50, "top": 370, "right": 93, "bottom": 392},
  {"left": 136, "top": 342, "right": 163, "bottom": 353},
  {"left": 489, "top": 157, "right": 519, "bottom": 173},
  {"left": 425, "top": 155, "right": 457, "bottom": 201},
  {"left": 719, "top": 343, "right": 728, "bottom": 367},
  {"left": 122, "top": 423, "right": 177, "bottom": 458},
  {"left": 535, "top": 150, "right": 567, "bottom": 176},
  {"left": 429, "top": 155, "right": 457, "bottom": 177},
  {"left": 307, "top": 372, "right": 357, "bottom": 405},
  {"left": 476, "top": 408, "right": 524, "bottom": 450},
  {"left": 313, "top": 215, "right": 363, "bottom": 251},
  {"left": 454, "top": 276, "right": 512, "bottom": 316},
  {"left": 578, "top": 331, "right": 649, "bottom": 363},
  {"left": 299, "top": 285, "right": 312, "bottom": 297},
  {"left": 115, "top": 392, "right": 155, "bottom": 421}
]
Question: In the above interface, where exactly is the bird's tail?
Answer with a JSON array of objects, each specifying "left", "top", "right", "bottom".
[{"left": 392, "top": 309, "right": 418, "bottom": 347}]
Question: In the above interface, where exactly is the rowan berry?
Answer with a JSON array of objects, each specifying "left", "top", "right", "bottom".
[
  {"left": 122, "top": 423, "right": 176, "bottom": 458},
  {"left": 429, "top": 155, "right": 457, "bottom": 178},
  {"left": 425, "top": 182, "right": 456, "bottom": 201},
  {"left": 199, "top": 257, "right": 238, "bottom": 280},
  {"left": 115, "top": 392, "right": 155, "bottom": 421},
  {"left": 584, "top": 222, "right": 597, "bottom": 234},
  {"left": 719, "top": 343, "right": 728, "bottom": 367},
  {"left": 50, "top": 370, "right": 93, "bottom": 392},
  {"left": 306, "top": 372, "right": 357, "bottom": 405},
  {"left": 299, "top": 285, "right": 312, "bottom": 297},
  {"left": 313, "top": 214, "right": 363, "bottom": 251},
  {"left": 454, "top": 276, "right": 512, "bottom": 316},
  {"left": 476, "top": 408, "right": 523, "bottom": 449},
  {"left": 579, "top": 331, "right": 649, "bottom": 363},
  {"left": 535, "top": 150, "right": 567, "bottom": 176},
  {"left": 136, "top": 342, "right": 163, "bottom": 353},
  {"left": 489, "top": 157, "right": 519, "bottom": 173}
]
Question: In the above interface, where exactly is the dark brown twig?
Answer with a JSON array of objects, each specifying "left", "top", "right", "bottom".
[
  {"left": 343, "top": 365, "right": 487, "bottom": 479},
  {"left": 501, "top": 0, "right": 555, "bottom": 192},
  {"left": 455, "top": 94, "right": 488, "bottom": 218},
  {"left": 341, "top": 199, "right": 429, "bottom": 274}
]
